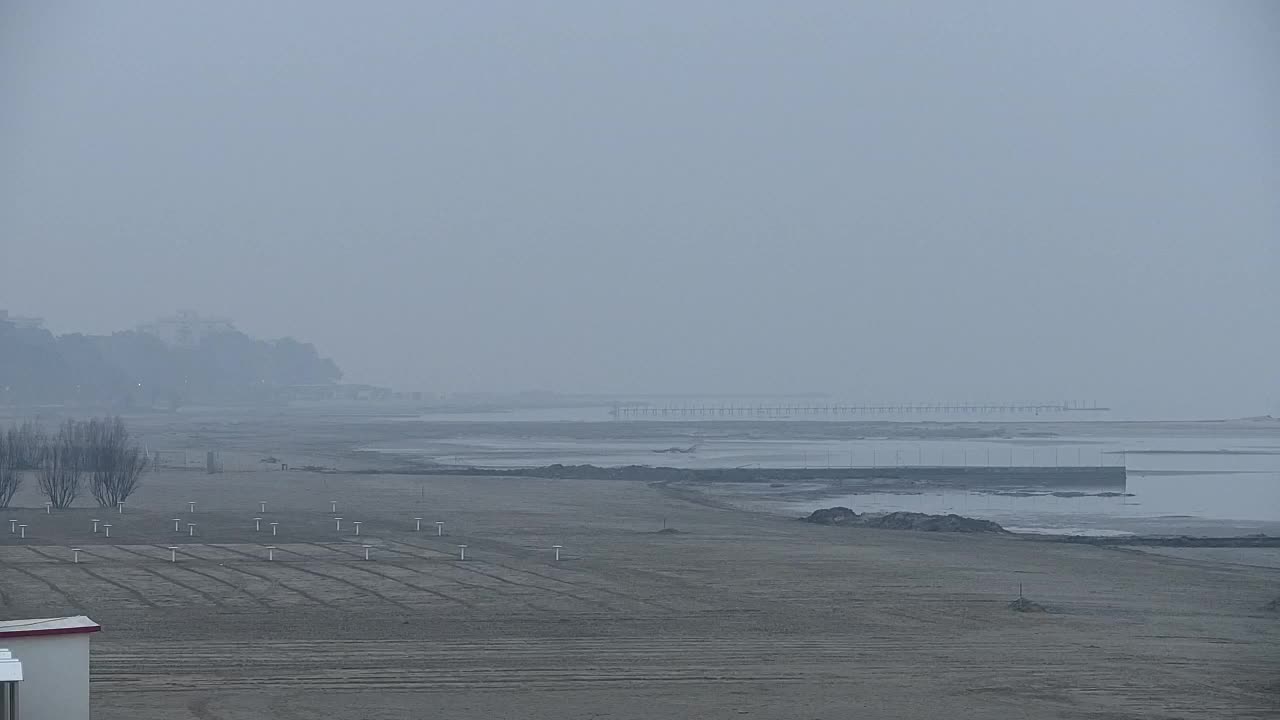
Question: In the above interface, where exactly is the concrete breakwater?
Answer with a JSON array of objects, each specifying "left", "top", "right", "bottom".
[{"left": 416, "top": 463, "right": 1127, "bottom": 490}]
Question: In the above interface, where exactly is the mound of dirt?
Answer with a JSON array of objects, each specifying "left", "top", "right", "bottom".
[
  {"left": 1008, "top": 597, "right": 1048, "bottom": 613},
  {"left": 802, "top": 507, "right": 861, "bottom": 525},
  {"left": 863, "top": 511, "right": 1009, "bottom": 533},
  {"left": 801, "top": 508, "right": 1008, "bottom": 533},
  {"left": 654, "top": 527, "right": 683, "bottom": 534}
]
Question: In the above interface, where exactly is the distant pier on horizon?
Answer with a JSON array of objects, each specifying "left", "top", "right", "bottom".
[{"left": 610, "top": 401, "right": 1109, "bottom": 420}]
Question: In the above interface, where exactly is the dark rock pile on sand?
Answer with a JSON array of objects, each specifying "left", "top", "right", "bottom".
[
  {"left": 1008, "top": 597, "right": 1048, "bottom": 612},
  {"left": 802, "top": 506, "right": 861, "bottom": 525},
  {"left": 864, "top": 512, "right": 1008, "bottom": 533},
  {"left": 801, "top": 507, "right": 1008, "bottom": 533}
]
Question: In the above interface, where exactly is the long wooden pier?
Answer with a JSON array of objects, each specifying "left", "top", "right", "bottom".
[{"left": 610, "top": 402, "right": 1107, "bottom": 419}]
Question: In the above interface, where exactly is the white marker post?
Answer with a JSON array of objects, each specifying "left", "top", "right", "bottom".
[
  {"left": 100, "top": 524, "right": 108, "bottom": 538},
  {"left": 259, "top": 501, "right": 266, "bottom": 513},
  {"left": 254, "top": 517, "right": 262, "bottom": 532},
  {"left": 266, "top": 546, "right": 276, "bottom": 561},
  {"left": 17, "top": 525, "right": 26, "bottom": 539},
  {"left": 270, "top": 522, "right": 278, "bottom": 536},
  {"left": 330, "top": 501, "right": 338, "bottom": 513},
  {"left": 457, "top": 544, "right": 467, "bottom": 561},
  {"left": 187, "top": 522, "right": 196, "bottom": 537},
  {"left": 117, "top": 501, "right": 125, "bottom": 514},
  {"left": 91, "top": 519, "right": 100, "bottom": 533},
  {"left": 362, "top": 544, "right": 372, "bottom": 561},
  {"left": 72, "top": 548, "right": 81, "bottom": 564},
  {"left": 553, "top": 545, "right": 563, "bottom": 561},
  {"left": 167, "top": 547, "right": 178, "bottom": 562},
  {"left": 8, "top": 519, "right": 15, "bottom": 533},
  {"left": 352, "top": 521, "right": 361, "bottom": 536},
  {"left": 44, "top": 502, "right": 51, "bottom": 514},
  {"left": 172, "top": 518, "right": 182, "bottom": 532},
  {"left": 334, "top": 517, "right": 343, "bottom": 531},
  {"left": 187, "top": 501, "right": 196, "bottom": 513},
  {"left": 414, "top": 517, "right": 423, "bottom": 532},
  {"left": 435, "top": 521, "right": 445, "bottom": 536}
]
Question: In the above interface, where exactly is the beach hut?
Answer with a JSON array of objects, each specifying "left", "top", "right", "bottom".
[{"left": 0, "top": 617, "right": 100, "bottom": 720}]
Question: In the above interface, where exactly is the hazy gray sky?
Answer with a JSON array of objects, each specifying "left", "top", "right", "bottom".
[{"left": 2, "top": 1, "right": 1277, "bottom": 416}]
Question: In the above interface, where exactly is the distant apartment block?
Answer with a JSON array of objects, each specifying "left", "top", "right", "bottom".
[
  {"left": 276, "top": 383, "right": 395, "bottom": 401},
  {"left": 137, "top": 310, "right": 235, "bottom": 348},
  {"left": 0, "top": 310, "right": 44, "bottom": 329}
]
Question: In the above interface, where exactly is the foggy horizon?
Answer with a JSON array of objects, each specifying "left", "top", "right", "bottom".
[
  {"left": 3, "top": 2, "right": 1277, "bottom": 417},
  {"left": 2, "top": 8, "right": 1280, "bottom": 715}
]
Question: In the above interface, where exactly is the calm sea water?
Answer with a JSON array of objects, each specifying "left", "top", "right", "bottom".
[
  {"left": 363, "top": 407, "right": 1280, "bottom": 535},
  {"left": 768, "top": 471, "right": 1280, "bottom": 536}
]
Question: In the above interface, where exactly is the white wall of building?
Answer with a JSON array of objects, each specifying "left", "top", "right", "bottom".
[
  {"left": 137, "top": 310, "right": 235, "bottom": 347},
  {"left": 4, "top": 634, "right": 90, "bottom": 720}
]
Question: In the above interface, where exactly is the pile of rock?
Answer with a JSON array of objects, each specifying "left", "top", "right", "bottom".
[
  {"left": 801, "top": 507, "right": 1008, "bottom": 533},
  {"left": 863, "top": 511, "right": 1008, "bottom": 533},
  {"left": 801, "top": 506, "right": 860, "bottom": 525}
]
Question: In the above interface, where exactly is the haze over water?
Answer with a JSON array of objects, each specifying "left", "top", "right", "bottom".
[{"left": 362, "top": 402, "right": 1280, "bottom": 535}]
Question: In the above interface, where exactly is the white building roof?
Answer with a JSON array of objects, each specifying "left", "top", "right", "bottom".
[{"left": 0, "top": 616, "right": 100, "bottom": 639}]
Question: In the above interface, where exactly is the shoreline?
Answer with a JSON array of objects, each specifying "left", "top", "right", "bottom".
[
  {"left": 328, "top": 461, "right": 1280, "bottom": 543},
  {"left": 352, "top": 462, "right": 1129, "bottom": 489},
  {"left": 2, "top": 409, "right": 1276, "bottom": 718}
]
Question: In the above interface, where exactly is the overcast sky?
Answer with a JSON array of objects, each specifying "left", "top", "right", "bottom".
[{"left": 2, "top": 2, "right": 1277, "bottom": 416}]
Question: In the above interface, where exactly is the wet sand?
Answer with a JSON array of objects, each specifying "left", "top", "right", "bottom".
[{"left": 0, "top": 462, "right": 1276, "bottom": 719}]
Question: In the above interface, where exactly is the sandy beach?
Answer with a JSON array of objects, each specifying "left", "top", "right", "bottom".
[{"left": 0, "top": 413, "right": 1276, "bottom": 718}]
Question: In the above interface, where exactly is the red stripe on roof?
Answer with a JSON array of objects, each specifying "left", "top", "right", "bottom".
[{"left": 0, "top": 625, "right": 100, "bottom": 639}]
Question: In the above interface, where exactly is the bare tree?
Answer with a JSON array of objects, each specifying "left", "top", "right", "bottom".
[
  {"left": 7, "top": 421, "right": 46, "bottom": 470},
  {"left": 86, "top": 417, "right": 150, "bottom": 507},
  {"left": 0, "top": 430, "right": 17, "bottom": 509},
  {"left": 38, "top": 420, "right": 86, "bottom": 509},
  {"left": 1, "top": 422, "right": 46, "bottom": 508}
]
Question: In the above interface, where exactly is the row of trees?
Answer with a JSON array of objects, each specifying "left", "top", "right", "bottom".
[
  {"left": 0, "top": 418, "right": 149, "bottom": 509},
  {"left": 0, "top": 320, "right": 343, "bottom": 407}
]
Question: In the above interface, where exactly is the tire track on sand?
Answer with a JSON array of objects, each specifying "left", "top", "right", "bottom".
[
  {"left": 146, "top": 546, "right": 275, "bottom": 609},
  {"left": 175, "top": 545, "right": 338, "bottom": 609},
  {"left": 213, "top": 544, "right": 415, "bottom": 611},
  {"left": 297, "top": 542, "right": 472, "bottom": 608},
  {"left": 389, "top": 532, "right": 675, "bottom": 609},
  {"left": 495, "top": 561, "right": 677, "bottom": 612},
  {"left": 0, "top": 563, "right": 80, "bottom": 607},
  {"left": 25, "top": 546, "right": 157, "bottom": 609},
  {"left": 385, "top": 538, "right": 618, "bottom": 611},
  {"left": 388, "top": 537, "right": 657, "bottom": 612},
  {"left": 93, "top": 544, "right": 245, "bottom": 608},
  {"left": 363, "top": 541, "right": 553, "bottom": 612}
]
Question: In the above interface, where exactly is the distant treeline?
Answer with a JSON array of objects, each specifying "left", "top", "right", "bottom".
[{"left": 0, "top": 321, "right": 341, "bottom": 407}]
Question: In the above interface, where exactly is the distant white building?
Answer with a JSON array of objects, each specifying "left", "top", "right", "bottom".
[
  {"left": 137, "top": 310, "right": 235, "bottom": 347},
  {"left": 0, "top": 310, "right": 44, "bottom": 330},
  {"left": 0, "top": 616, "right": 100, "bottom": 720}
]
